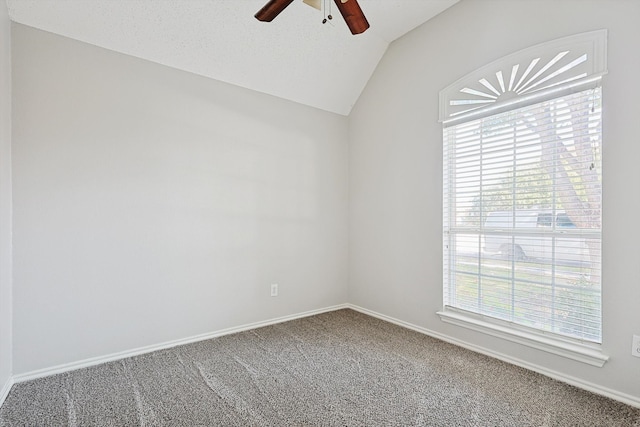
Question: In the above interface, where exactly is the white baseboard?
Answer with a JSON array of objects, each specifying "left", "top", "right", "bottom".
[
  {"left": 0, "top": 376, "right": 13, "bottom": 408},
  {"left": 9, "top": 303, "right": 640, "bottom": 410},
  {"left": 12, "top": 304, "right": 349, "bottom": 384},
  {"left": 346, "top": 304, "right": 640, "bottom": 409}
]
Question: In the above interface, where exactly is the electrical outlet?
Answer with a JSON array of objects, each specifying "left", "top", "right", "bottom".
[
  {"left": 632, "top": 335, "right": 640, "bottom": 358},
  {"left": 270, "top": 283, "right": 278, "bottom": 297}
]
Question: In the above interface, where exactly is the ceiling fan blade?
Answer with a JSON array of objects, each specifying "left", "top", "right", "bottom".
[
  {"left": 333, "top": 0, "right": 370, "bottom": 35},
  {"left": 302, "top": 0, "right": 322, "bottom": 10},
  {"left": 255, "top": 0, "right": 296, "bottom": 22}
]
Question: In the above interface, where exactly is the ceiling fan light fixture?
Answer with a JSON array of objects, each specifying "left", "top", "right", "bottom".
[
  {"left": 302, "top": 0, "right": 322, "bottom": 11},
  {"left": 254, "top": 0, "right": 296, "bottom": 22},
  {"left": 333, "top": 0, "right": 369, "bottom": 35}
]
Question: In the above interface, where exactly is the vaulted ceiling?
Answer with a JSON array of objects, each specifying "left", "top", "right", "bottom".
[{"left": 7, "top": 0, "right": 458, "bottom": 115}]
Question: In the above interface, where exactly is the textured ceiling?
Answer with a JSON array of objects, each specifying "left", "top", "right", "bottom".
[{"left": 7, "top": 0, "right": 458, "bottom": 115}]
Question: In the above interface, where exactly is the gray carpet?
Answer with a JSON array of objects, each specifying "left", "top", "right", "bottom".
[{"left": 1, "top": 309, "right": 639, "bottom": 426}]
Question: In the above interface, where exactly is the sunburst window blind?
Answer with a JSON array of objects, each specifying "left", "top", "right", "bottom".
[{"left": 440, "top": 31, "right": 606, "bottom": 348}]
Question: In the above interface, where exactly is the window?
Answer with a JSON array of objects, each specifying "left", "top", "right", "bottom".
[{"left": 438, "top": 31, "right": 607, "bottom": 365}]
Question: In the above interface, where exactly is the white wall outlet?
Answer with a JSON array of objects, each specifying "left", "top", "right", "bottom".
[
  {"left": 270, "top": 283, "right": 278, "bottom": 297},
  {"left": 632, "top": 335, "right": 640, "bottom": 358}
]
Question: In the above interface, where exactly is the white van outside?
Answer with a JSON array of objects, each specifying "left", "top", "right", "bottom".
[{"left": 482, "top": 210, "right": 590, "bottom": 264}]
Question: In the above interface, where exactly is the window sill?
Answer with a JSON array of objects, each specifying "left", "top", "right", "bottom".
[{"left": 436, "top": 309, "right": 609, "bottom": 367}]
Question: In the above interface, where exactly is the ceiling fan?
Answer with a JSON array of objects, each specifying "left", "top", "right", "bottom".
[{"left": 255, "top": 0, "right": 370, "bottom": 35}]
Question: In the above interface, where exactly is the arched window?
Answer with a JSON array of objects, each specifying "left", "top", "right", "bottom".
[{"left": 439, "top": 30, "right": 607, "bottom": 366}]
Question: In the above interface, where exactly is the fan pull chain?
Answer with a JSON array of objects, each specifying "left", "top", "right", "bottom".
[{"left": 322, "top": 0, "right": 333, "bottom": 24}]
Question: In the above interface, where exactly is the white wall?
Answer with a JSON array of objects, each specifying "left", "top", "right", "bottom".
[
  {"left": 0, "top": 0, "right": 13, "bottom": 401},
  {"left": 349, "top": 0, "right": 640, "bottom": 401},
  {"left": 11, "top": 24, "right": 348, "bottom": 374}
]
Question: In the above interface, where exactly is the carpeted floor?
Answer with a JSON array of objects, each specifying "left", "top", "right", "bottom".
[{"left": 1, "top": 309, "right": 639, "bottom": 426}]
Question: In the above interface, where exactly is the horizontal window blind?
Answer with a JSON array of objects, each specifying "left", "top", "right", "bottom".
[{"left": 443, "top": 87, "right": 602, "bottom": 343}]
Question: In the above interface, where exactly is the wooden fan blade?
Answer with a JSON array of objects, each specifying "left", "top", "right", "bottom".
[
  {"left": 333, "top": 0, "right": 369, "bottom": 34},
  {"left": 255, "top": 0, "right": 296, "bottom": 22}
]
